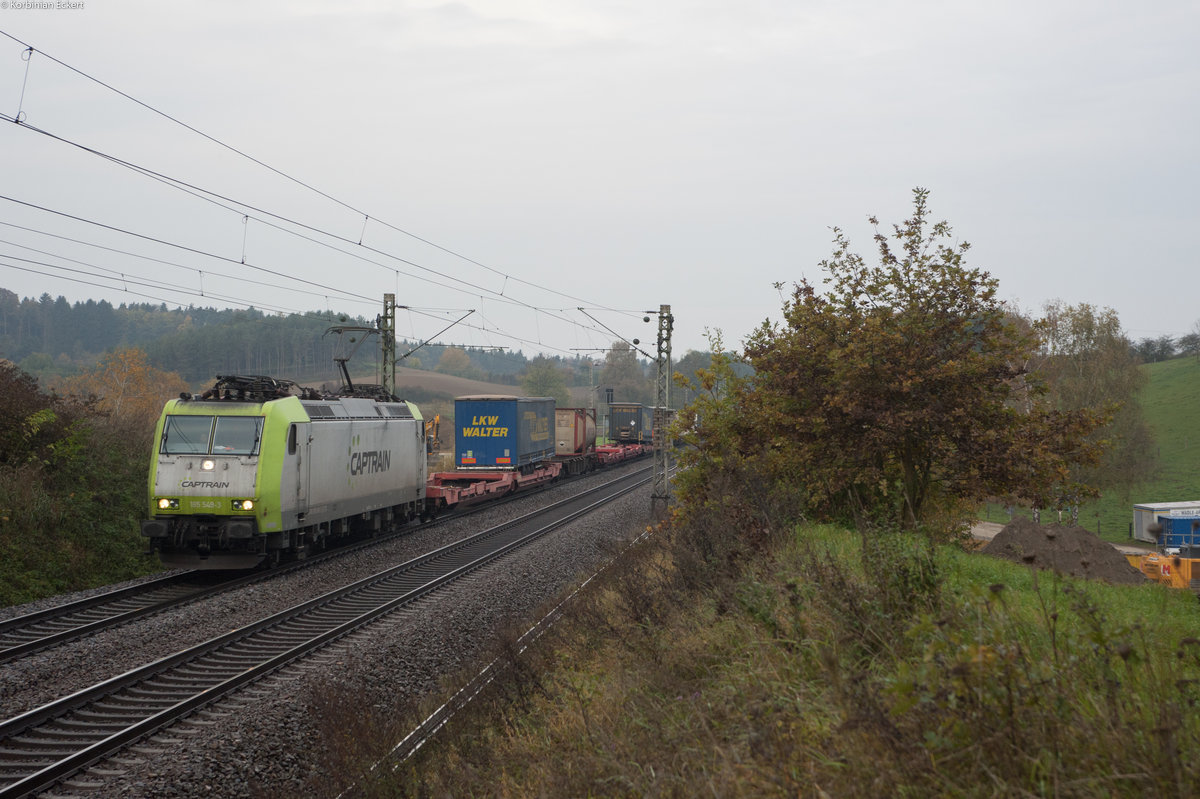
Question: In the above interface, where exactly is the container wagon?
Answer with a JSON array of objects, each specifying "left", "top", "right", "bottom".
[
  {"left": 454, "top": 395, "right": 555, "bottom": 469},
  {"left": 426, "top": 396, "right": 561, "bottom": 512},
  {"left": 554, "top": 407, "right": 598, "bottom": 475},
  {"left": 609, "top": 402, "right": 652, "bottom": 444}
]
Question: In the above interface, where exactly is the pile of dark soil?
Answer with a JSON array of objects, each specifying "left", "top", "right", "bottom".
[{"left": 982, "top": 517, "right": 1146, "bottom": 585}]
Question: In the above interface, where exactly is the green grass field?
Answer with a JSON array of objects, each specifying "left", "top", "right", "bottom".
[{"left": 983, "top": 356, "right": 1200, "bottom": 543}]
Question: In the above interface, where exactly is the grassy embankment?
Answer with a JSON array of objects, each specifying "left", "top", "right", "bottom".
[
  {"left": 981, "top": 356, "right": 1200, "bottom": 543},
  {"left": 302, "top": 357, "right": 1200, "bottom": 797},
  {"left": 316, "top": 523, "right": 1200, "bottom": 797}
]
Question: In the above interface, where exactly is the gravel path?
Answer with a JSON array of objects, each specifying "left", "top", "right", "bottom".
[{"left": 0, "top": 463, "right": 653, "bottom": 798}]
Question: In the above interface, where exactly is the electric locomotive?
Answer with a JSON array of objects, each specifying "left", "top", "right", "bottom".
[{"left": 141, "top": 375, "right": 427, "bottom": 569}]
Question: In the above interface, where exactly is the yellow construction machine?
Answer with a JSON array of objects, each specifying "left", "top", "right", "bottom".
[
  {"left": 1125, "top": 520, "right": 1200, "bottom": 593},
  {"left": 425, "top": 414, "right": 441, "bottom": 453}
]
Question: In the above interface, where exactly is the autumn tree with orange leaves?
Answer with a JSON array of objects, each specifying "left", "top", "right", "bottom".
[{"left": 63, "top": 348, "right": 189, "bottom": 443}]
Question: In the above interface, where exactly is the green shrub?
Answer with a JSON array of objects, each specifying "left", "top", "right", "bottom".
[{"left": 0, "top": 362, "right": 158, "bottom": 608}]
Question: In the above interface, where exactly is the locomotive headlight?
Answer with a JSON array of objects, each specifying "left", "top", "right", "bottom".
[
  {"left": 232, "top": 499, "right": 255, "bottom": 511},
  {"left": 201, "top": 459, "right": 216, "bottom": 471},
  {"left": 157, "top": 498, "right": 180, "bottom": 510}
]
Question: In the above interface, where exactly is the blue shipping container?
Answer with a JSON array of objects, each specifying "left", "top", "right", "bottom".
[
  {"left": 455, "top": 396, "right": 555, "bottom": 469},
  {"left": 1156, "top": 515, "right": 1200, "bottom": 549}
]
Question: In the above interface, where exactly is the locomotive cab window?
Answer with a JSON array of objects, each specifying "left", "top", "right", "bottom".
[
  {"left": 161, "top": 416, "right": 214, "bottom": 454},
  {"left": 161, "top": 415, "right": 263, "bottom": 456},
  {"left": 212, "top": 417, "right": 263, "bottom": 454}
]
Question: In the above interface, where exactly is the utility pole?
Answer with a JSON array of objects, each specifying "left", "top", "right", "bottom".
[
  {"left": 380, "top": 293, "right": 396, "bottom": 397},
  {"left": 650, "top": 304, "right": 673, "bottom": 519},
  {"left": 569, "top": 348, "right": 611, "bottom": 413}
]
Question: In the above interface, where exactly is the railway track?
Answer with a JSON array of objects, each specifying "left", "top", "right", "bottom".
[
  {"left": 0, "top": 571, "right": 253, "bottom": 665},
  {"left": 0, "top": 462, "right": 621, "bottom": 666},
  {"left": 0, "top": 467, "right": 649, "bottom": 798}
]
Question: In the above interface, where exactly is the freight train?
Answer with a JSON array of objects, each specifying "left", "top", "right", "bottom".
[{"left": 142, "top": 376, "right": 656, "bottom": 570}]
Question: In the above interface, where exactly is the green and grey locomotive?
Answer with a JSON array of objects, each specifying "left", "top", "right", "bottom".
[{"left": 141, "top": 375, "right": 427, "bottom": 569}]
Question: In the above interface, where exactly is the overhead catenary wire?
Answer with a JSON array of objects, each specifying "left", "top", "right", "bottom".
[
  {"left": 577, "top": 307, "right": 652, "bottom": 358},
  {"left": 5, "top": 192, "right": 521, "bottom": 317},
  {"left": 0, "top": 30, "right": 646, "bottom": 324},
  {"left": 0, "top": 257, "right": 296, "bottom": 314},
  {"left": 0, "top": 31, "right": 658, "bottom": 362},
  {"left": 0, "top": 32, "right": 539, "bottom": 295},
  {"left": 0, "top": 227, "right": 482, "bottom": 317},
  {"left": 0, "top": 118, "right": 617, "bottom": 342},
  {"left": 0, "top": 193, "right": 381, "bottom": 306},
  {"left": 0, "top": 188, "right": 622, "bottom": 354},
  {"left": 23, "top": 27, "right": 628, "bottom": 312},
  {"left": 0, "top": 228, "right": 365, "bottom": 307}
]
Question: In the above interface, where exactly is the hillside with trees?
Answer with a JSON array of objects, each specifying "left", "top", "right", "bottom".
[
  {"left": 0, "top": 289, "right": 670, "bottom": 404},
  {"left": 0, "top": 290, "right": 374, "bottom": 384}
]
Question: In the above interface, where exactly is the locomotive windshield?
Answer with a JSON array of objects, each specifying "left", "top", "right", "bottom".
[{"left": 161, "top": 415, "right": 263, "bottom": 456}]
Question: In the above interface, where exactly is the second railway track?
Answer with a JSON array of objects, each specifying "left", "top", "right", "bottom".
[{"left": 0, "top": 571, "right": 253, "bottom": 665}]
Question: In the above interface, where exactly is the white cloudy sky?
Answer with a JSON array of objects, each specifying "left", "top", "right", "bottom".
[{"left": 0, "top": 0, "right": 1196, "bottom": 359}]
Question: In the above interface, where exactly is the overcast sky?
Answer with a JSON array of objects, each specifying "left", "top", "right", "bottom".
[{"left": 0, "top": 0, "right": 1196, "bottom": 361}]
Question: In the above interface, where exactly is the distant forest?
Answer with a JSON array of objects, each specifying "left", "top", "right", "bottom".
[
  {"left": 6, "top": 288, "right": 1194, "bottom": 395},
  {"left": 0, "top": 288, "right": 545, "bottom": 386}
]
